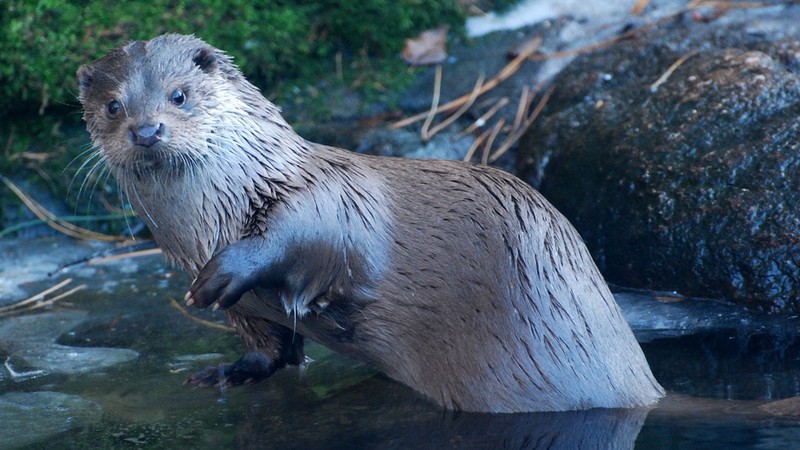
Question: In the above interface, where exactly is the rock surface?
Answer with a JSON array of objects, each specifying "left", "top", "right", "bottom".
[
  {"left": 0, "top": 391, "right": 102, "bottom": 448},
  {"left": 0, "top": 311, "right": 139, "bottom": 379},
  {"left": 517, "top": 10, "right": 800, "bottom": 312}
]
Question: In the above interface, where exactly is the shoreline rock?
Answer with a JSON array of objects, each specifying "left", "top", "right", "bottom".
[{"left": 517, "top": 11, "right": 800, "bottom": 312}]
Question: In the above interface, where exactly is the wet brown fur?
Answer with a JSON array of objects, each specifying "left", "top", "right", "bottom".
[{"left": 77, "top": 34, "right": 664, "bottom": 413}]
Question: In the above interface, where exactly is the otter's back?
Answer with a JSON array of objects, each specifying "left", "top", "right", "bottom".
[{"left": 358, "top": 156, "right": 663, "bottom": 412}]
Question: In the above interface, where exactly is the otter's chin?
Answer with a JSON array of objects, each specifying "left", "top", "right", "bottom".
[{"left": 104, "top": 145, "right": 190, "bottom": 177}]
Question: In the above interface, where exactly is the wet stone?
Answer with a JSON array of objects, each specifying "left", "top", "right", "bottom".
[
  {"left": 517, "top": 10, "right": 800, "bottom": 312},
  {"left": 0, "top": 310, "right": 139, "bottom": 379},
  {"left": 0, "top": 391, "right": 102, "bottom": 448},
  {"left": 0, "top": 236, "right": 116, "bottom": 307},
  {"left": 615, "top": 290, "right": 751, "bottom": 342},
  {"left": 357, "top": 127, "right": 475, "bottom": 161}
]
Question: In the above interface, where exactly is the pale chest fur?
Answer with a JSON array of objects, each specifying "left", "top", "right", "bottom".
[{"left": 116, "top": 168, "right": 254, "bottom": 276}]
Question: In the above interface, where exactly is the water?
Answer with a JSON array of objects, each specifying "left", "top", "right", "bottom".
[{"left": 2, "top": 237, "right": 800, "bottom": 449}]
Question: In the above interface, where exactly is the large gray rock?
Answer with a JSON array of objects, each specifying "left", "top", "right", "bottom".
[
  {"left": 0, "top": 311, "right": 139, "bottom": 380},
  {"left": 518, "top": 12, "right": 800, "bottom": 312},
  {"left": 0, "top": 392, "right": 102, "bottom": 448}
]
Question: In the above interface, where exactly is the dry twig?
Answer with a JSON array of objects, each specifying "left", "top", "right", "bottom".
[
  {"left": 425, "top": 73, "right": 486, "bottom": 140},
  {"left": 526, "top": 12, "right": 692, "bottom": 64},
  {"left": 87, "top": 247, "right": 163, "bottom": 265},
  {"left": 489, "top": 83, "right": 556, "bottom": 163},
  {"left": 458, "top": 97, "right": 510, "bottom": 138},
  {"left": 420, "top": 64, "right": 443, "bottom": 141},
  {"left": 687, "top": 0, "right": 786, "bottom": 9},
  {"left": 0, "top": 278, "right": 87, "bottom": 317},
  {"left": 512, "top": 85, "right": 532, "bottom": 133},
  {"left": 649, "top": 50, "right": 700, "bottom": 92},
  {"left": 631, "top": 0, "right": 652, "bottom": 15},
  {"left": 169, "top": 298, "right": 235, "bottom": 332},
  {"left": 463, "top": 127, "right": 493, "bottom": 163},
  {"left": 393, "top": 9, "right": 723, "bottom": 165},
  {"left": 686, "top": 0, "right": 785, "bottom": 21},
  {"left": 1, "top": 175, "right": 126, "bottom": 242},
  {"left": 481, "top": 119, "right": 506, "bottom": 165},
  {"left": 391, "top": 36, "right": 542, "bottom": 129}
]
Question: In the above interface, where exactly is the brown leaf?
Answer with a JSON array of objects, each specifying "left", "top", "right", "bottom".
[{"left": 402, "top": 26, "right": 448, "bottom": 66}]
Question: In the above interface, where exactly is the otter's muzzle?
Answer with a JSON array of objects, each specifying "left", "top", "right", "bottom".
[{"left": 130, "top": 123, "right": 165, "bottom": 147}]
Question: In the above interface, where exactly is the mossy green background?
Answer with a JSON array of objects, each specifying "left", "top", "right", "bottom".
[
  {"left": 1, "top": 0, "right": 465, "bottom": 113},
  {"left": 0, "top": 0, "right": 466, "bottom": 233}
]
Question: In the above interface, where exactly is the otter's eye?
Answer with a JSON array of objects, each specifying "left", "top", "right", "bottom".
[
  {"left": 106, "top": 99, "right": 120, "bottom": 116},
  {"left": 170, "top": 89, "right": 186, "bottom": 106}
]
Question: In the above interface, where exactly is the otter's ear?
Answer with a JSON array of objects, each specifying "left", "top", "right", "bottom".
[
  {"left": 77, "top": 65, "right": 94, "bottom": 99},
  {"left": 192, "top": 47, "right": 217, "bottom": 73}
]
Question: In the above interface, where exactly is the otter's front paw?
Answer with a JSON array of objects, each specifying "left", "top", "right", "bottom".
[
  {"left": 186, "top": 363, "right": 236, "bottom": 387},
  {"left": 186, "top": 352, "right": 278, "bottom": 387},
  {"left": 184, "top": 243, "right": 263, "bottom": 310}
]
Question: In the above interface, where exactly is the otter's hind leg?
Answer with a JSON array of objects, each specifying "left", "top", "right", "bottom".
[{"left": 187, "top": 316, "right": 305, "bottom": 387}]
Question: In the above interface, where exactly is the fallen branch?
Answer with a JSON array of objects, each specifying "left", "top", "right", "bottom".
[
  {"left": 169, "top": 298, "right": 235, "bottom": 332},
  {"left": 1, "top": 175, "right": 127, "bottom": 242},
  {"left": 512, "top": 85, "right": 532, "bottom": 133},
  {"left": 481, "top": 118, "right": 506, "bottom": 165},
  {"left": 87, "top": 247, "right": 163, "bottom": 265},
  {"left": 425, "top": 73, "right": 485, "bottom": 141},
  {"left": 457, "top": 97, "right": 510, "bottom": 138},
  {"left": 631, "top": 0, "right": 652, "bottom": 15},
  {"left": 420, "top": 64, "right": 443, "bottom": 142},
  {"left": 687, "top": 0, "right": 791, "bottom": 9},
  {"left": 5, "top": 357, "right": 46, "bottom": 380},
  {"left": 49, "top": 240, "right": 159, "bottom": 276},
  {"left": 0, "top": 278, "right": 86, "bottom": 317},
  {"left": 463, "top": 127, "right": 493, "bottom": 163},
  {"left": 649, "top": 50, "right": 700, "bottom": 92},
  {"left": 489, "top": 83, "right": 556, "bottom": 163},
  {"left": 391, "top": 36, "right": 542, "bottom": 129}
]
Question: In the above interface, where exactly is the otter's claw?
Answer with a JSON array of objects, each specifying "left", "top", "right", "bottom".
[{"left": 184, "top": 290, "right": 195, "bottom": 306}]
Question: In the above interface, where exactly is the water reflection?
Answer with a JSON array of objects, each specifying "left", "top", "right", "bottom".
[
  {"left": 225, "top": 375, "right": 650, "bottom": 449},
  {"left": 4, "top": 237, "right": 800, "bottom": 448}
]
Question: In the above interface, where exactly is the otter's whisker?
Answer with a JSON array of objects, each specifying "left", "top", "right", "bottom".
[
  {"left": 116, "top": 181, "right": 137, "bottom": 239},
  {"left": 78, "top": 153, "right": 108, "bottom": 208},
  {"left": 68, "top": 145, "right": 102, "bottom": 195},
  {"left": 128, "top": 178, "right": 158, "bottom": 229}
]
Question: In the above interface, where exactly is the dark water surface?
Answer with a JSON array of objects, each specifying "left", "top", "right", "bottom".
[{"left": 2, "top": 237, "right": 800, "bottom": 449}]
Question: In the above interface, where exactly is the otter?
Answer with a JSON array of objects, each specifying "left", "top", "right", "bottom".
[{"left": 77, "top": 34, "right": 664, "bottom": 413}]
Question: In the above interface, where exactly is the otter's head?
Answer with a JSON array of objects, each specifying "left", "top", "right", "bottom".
[{"left": 77, "top": 34, "right": 285, "bottom": 179}]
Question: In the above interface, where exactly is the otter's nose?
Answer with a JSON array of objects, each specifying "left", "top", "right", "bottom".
[{"left": 130, "top": 123, "right": 164, "bottom": 147}]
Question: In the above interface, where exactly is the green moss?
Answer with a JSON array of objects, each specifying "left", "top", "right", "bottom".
[
  {"left": 315, "top": 0, "right": 463, "bottom": 55},
  {"left": 0, "top": 0, "right": 464, "bottom": 113}
]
